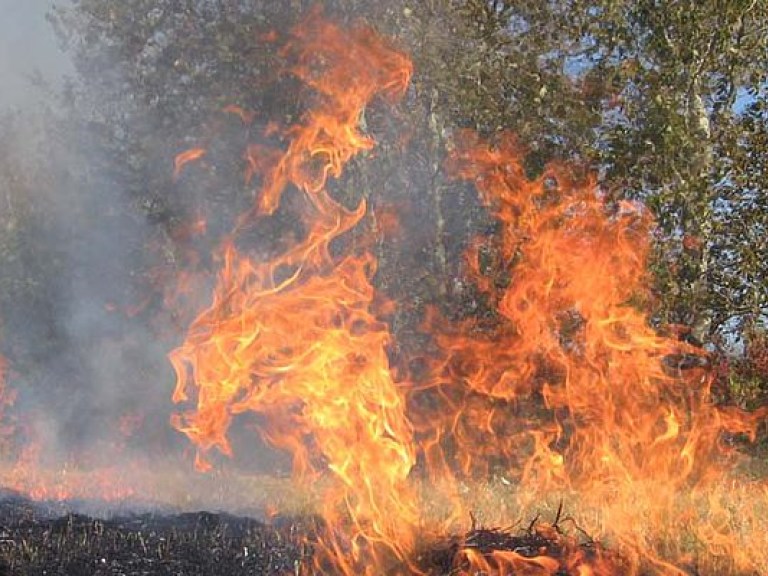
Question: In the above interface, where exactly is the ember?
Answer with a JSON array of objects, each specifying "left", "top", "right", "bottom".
[{"left": 173, "top": 147, "right": 207, "bottom": 180}]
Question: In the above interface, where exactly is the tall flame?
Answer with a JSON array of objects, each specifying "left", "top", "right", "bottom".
[
  {"left": 169, "top": 15, "right": 419, "bottom": 572},
  {"left": 412, "top": 132, "right": 768, "bottom": 574}
]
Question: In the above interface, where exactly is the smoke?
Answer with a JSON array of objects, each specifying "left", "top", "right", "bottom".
[
  {"left": 1, "top": 104, "right": 171, "bottom": 449},
  {"left": 0, "top": 1, "right": 316, "bottom": 512},
  {"left": 0, "top": 1, "right": 187, "bottom": 496},
  {"left": 0, "top": 0, "right": 72, "bottom": 110}
]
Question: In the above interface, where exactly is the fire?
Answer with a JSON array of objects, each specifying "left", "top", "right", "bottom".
[
  {"left": 0, "top": 9, "right": 761, "bottom": 575},
  {"left": 173, "top": 147, "right": 207, "bottom": 179},
  {"left": 170, "top": 14, "right": 419, "bottom": 573},
  {"left": 0, "top": 405, "right": 145, "bottom": 503},
  {"left": 166, "top": 13, "right": 768, "bottom": 576},
  {"left": 1, "top": 442, "right": 139, "bottom": 503},
  {"left": 412, "top": 133, "right": 768, "bottom": 574},
  {"left": 0, "top": 338, "right": 145, "bottom": 504}
]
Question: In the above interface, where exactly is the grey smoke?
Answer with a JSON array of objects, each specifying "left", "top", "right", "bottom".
[
  {"left": 0, "top": 0, "right": 72, "bottom": 110},
  {"left": 0, "top": 0, "right": 182, "bottom": 484},
  {"left": 0, "top": 1, "right": 291, "bottom": 512}
]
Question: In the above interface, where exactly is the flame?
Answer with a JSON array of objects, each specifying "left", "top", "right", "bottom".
[
  {"left": 411, "top": 132, "right": 768, "bottom": 574},
  {"left": 170, "top": 15, "right": 419, "bottom": 573},
  {"left": 166, "top": 16, "right": 768, "bottom": 576},
  {"left": 0, "top": 11, "right": 758, "bottom": 576},
  {"left": 0, "top": 406, "right": 144, "bottom": 503},
  {"left": 0, "top": 339, "right": 147, "bottom": 503},
  {"left": 1, "top": 446, "right": 139, "bottom": 502},
  {"left": 173, "top": 147, "right": 207, "bottom": 179}
]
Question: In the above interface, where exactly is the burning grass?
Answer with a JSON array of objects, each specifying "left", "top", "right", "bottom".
[
  {"left": 3, "top": 478, "right": 767, "bottom": 575},
  {"left": 418, "top": 476, "right": 768, "bottom": 575},
  {"left": 423, "top": 526, "right": 620, "bottom": 575}
]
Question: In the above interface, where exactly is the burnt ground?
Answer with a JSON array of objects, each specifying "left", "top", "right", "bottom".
[
  {"left": 0, "top": 492, "right": 311, "bottom": 575},
  {"left": 0, "top": 491, "right": 608, "bottom": 576},
  {"left": 0, "top": 492, "right": 714, "bottom": 576}
]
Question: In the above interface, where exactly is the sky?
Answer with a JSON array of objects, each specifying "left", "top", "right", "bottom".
[{"left": 0, "top": 0, "right": 73, "bottom": 110}]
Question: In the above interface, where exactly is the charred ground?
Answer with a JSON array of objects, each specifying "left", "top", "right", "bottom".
[{"left": 0, "top": 493, "right": 310, "bottom": 576}]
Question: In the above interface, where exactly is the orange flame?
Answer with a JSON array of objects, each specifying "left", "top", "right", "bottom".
[
  {"left": 168, "top": 16, "right": 768, "bottom": 576},
  {"left": 173, "top": 147, "right": 207, "bottom": 179},
  {"left": 412, "top": 132, "right": 768, "bottom": 574},
  {"left": 170, "top": 15, "right": 419, "bottom": 573},
  {"left": 2, "top": 443, "right": 139, "bottom": 502}
]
